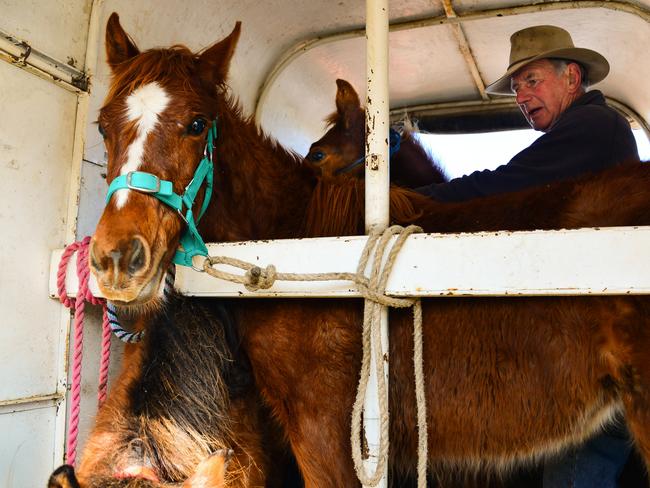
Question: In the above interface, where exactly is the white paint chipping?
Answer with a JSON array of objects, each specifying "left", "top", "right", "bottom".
[{"left": 115, "top": 82, "right": 170, "bottom": 208}]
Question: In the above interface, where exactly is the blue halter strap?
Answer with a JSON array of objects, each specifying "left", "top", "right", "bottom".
[
  {"left": 334, "top": 128, "right": 402, "bottom": 176},
  {"left": 105, "top": 119, "right": 217, "bottom": 269}
]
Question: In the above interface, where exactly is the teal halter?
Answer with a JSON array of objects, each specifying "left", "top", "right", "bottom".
[{"left": 105, "top": 119, "right": 217, "bottom": 269}]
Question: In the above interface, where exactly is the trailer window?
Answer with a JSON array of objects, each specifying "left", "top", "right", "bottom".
[{"left": 417, "top": 128, "right": 650, "bottom": 179}]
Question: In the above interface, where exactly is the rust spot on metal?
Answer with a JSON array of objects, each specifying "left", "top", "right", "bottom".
[{"left": 369, "top": 153, "right": 380, "bottom": 171}]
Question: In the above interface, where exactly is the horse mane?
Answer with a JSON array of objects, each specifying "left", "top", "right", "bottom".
[
  {"left": 305, "top": 161, "right": 650, "bottom": 238},
  {"left": 304, "top": 178, "right": 363, "bottom": 237},
  {"left": 304, "top": 177, "right": 425, "bottom": 237}
]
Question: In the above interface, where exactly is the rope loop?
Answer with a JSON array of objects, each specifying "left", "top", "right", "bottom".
[{"left": 56, "top": 237, "right": 113, "bottom": 466}]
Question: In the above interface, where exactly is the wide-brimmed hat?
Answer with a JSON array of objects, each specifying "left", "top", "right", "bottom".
[{"left": 485, "top": 25, "right": 610, "bottom": 95}]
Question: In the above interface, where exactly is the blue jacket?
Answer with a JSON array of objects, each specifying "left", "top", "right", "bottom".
[{"left": 416, "top": 90, "right": 640, "bottom": 202}]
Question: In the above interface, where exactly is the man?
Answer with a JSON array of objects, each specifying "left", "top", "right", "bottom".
[
  {"left": 417, "top": 25, "right": 640, "bottom": 488},
  {"left": 416, "top": 25, "right": 639, "bottom": 202}
]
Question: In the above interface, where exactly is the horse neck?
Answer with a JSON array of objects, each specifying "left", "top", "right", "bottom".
[
  {"left": 304, "top": 178, "right": 428, "bottom": 237},
  {"left": 304, "top": 177, "right": 577, "bottom": 238},
  {"left": 201, "top": 95, "right": 316, "bottom": 242},
  {"left": 392, "top": 132, "right": 447, "bottom": 186}
]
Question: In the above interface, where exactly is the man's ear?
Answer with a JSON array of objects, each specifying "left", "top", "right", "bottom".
[
  {"left": 105, "top": 12, "right": 140, "bottom": 70},
  {"left": 335, "top": 79, "right": 363, "bottom": 131},
  {"left": 566, "top": 62, "right": 583, "bottom": 92},
  {"left": 197, "top": 22, "right": 241, "bottom": 90}
]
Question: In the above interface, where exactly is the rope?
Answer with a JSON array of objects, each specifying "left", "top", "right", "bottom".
[
  {"left": 106, "top": 302, "right": 144, "bottom": 344},
  {"left": 97, "top": 304, "right": 111, "bottom": 406},
  {"left": 105, "top": 265, "right": 176, "bottom": 344},
  {"left": 56, "top": 236, "right": 112, "bottom": 466},
  {"left": 202, "top": 225, "right": 429, "bottom": 487},
  {"left": 56, "top": 239, "right": 177, "bottom": 465}
]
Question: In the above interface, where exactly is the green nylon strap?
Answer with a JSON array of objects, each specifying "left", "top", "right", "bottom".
[
  {"left": 174, "top": 211, "right": 208, "bottom": 268},
  {"left": 106, "top": 172, "right": 183, "bottom": 210},
  {"left": 104, "top": 119, "right": 217, "bottom": 268},
  {"left": 181, "top": 155, "right": 213, "bottom": 222}
]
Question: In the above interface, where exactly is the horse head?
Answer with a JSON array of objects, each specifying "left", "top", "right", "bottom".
[
  {"left": 305, "top": 79, "right": 446, "bottom": 187},
  {"left": 305, "top": 79, "right": 366, "bottom": 178},
  {"left": 48, "top": 449, "right": 232, "bottom": 487},
  {"left": 90, "top": 13, "right": 241, "bottom": 307}
]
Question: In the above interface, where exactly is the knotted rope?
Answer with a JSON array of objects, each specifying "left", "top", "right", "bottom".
[
  {"left": 202, "top": 225, "right": 428, "bottom": 487},
  {"left": 56, "top": 236, "right": 111, "bottom": 466}
]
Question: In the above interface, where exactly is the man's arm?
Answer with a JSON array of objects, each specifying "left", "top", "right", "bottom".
[{"left": 416, "top": 103, "right": 638, "bottom": 202}]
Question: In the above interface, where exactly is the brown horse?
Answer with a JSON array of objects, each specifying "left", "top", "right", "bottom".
[
  {"left": 305, "top": 78, "right": 445, "bottom": 188},
  {"left": 48, "top": 294, "right": 283, "bottom": 488},
  {"left": 85, "top": 13, "right": 650, "bottom": 488}
]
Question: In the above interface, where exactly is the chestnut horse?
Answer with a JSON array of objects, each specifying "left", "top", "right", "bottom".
[
  {"left": 305, "top": 78, "right": 445, "bottom": 188},
  {"left": 85, "top": 13, "right": 650, "bottom": 487}
]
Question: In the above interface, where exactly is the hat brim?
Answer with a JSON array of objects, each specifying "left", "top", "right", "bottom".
[{"left": 485, "top": 47, "right": 610, "bottom": 96}]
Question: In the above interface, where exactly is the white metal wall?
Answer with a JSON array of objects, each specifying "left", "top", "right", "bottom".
[
  {"left": 0, "top": 60, "right": 75, "bottom": 487},
  {"left": 0, "top": 1, "right": 91, "bottom": 486}
]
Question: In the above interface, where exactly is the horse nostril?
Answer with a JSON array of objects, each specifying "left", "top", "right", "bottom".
[
  {"left": 89, "top": 243, "right": 101, "bottom": 272},
  {"left": 127, "top": 238, "right": 146, "bottom": 275}
]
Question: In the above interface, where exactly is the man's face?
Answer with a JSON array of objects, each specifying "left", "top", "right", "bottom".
[{"left": 511, "top": 59, "right": 578, "bottom": 132}]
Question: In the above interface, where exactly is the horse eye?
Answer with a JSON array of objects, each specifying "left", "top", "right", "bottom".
[
  {"left": 98, "top": 124, "right": 106, "bottom": 138},
  {"left": 188, "top": 118, "right": 207, "bottom": 136},
  {"left": 308, "top": 150, "right": 325, "bottom": 162}
]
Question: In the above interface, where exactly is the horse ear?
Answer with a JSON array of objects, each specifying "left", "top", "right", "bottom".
[
  {"left": 182, "top": 449, "right": 232, "bottom": 488},
  {"left": 335, "top": 79, "right": 362, "bottom": 130},
  {"left": 197, "top": 22, "right": 242, "bottom": 89},
  {"left": 47, "top": 465, "right": 80, "bottom": 488},
  {"left": 105, "top": 12, "right": 140, "bottom": 70}
]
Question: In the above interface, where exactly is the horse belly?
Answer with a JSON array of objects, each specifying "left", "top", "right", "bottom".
[{"left": 389, "top": 296, "right": 625, "bottom": 473}]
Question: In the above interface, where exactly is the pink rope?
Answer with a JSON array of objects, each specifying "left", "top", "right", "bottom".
[
  {"left": 56, "top": 236, "right": 112, "bottom": 466},
  {"left": 98, "top": 308, "right": 112, "bottom": 406}
]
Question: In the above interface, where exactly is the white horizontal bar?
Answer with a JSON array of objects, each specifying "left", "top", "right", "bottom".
[
  {"left": 0, "top": 28, "right": 88, "bottom": 92},
  {"left": 0, "top": 393, "right": 64, "bottom": 409},
  {"left": 50, "top": 226, "right": 650, "bottom": 299}
]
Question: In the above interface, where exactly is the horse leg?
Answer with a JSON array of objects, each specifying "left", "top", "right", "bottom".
[
  {"left": 240, "top": 300, "right": 363, "bottom": 488},
  {"left": 595, "top": 297, "right": 650, "bottom": 481},
  {"left": 620, "top": 367, "right": 650, "bottom": 488},
  {"left": 287, "top": 402, "right": 359, "bottom": 488},
  {"left": 221, "top": 396, "right": 267, "bottom": 487},
  {"left": 620, "top": 332, "right": 650, "bottom": 475}
]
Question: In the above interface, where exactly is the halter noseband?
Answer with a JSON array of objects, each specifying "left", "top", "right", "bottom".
[
  {"left": 334, "top": 128, "right": 402, "bottom": 175},
  {"left": 105, "top": 119, "right": 217, "bottom": 269}
]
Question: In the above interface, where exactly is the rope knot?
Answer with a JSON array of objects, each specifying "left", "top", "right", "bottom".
[{"left": 244, "top": 264, "right": 277, "bottom": 291}]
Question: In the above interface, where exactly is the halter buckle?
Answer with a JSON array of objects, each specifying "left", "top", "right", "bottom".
[
  {"left": 176, "top": 208, "right": 189, "bottom": 225},
  {"left": 126, "top": 172, "right": 161, "bottom": 194}
]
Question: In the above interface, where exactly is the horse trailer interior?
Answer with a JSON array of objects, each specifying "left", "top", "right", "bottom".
[{"left": 1, "top": 0, "right": 649, "bottom": 486}]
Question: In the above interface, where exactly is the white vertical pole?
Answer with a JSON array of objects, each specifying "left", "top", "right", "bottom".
[{"left": 364, "top": 0, "right": 389, "bottom": 486}]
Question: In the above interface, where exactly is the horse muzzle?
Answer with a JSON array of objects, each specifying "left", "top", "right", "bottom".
[{"left": 89, "top": 233, "right": 165, "bottom": 305}]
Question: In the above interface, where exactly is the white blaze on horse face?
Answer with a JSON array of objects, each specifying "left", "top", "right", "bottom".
[{"left": 114, "top": 82, "right": 171, "bottom": 208}]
